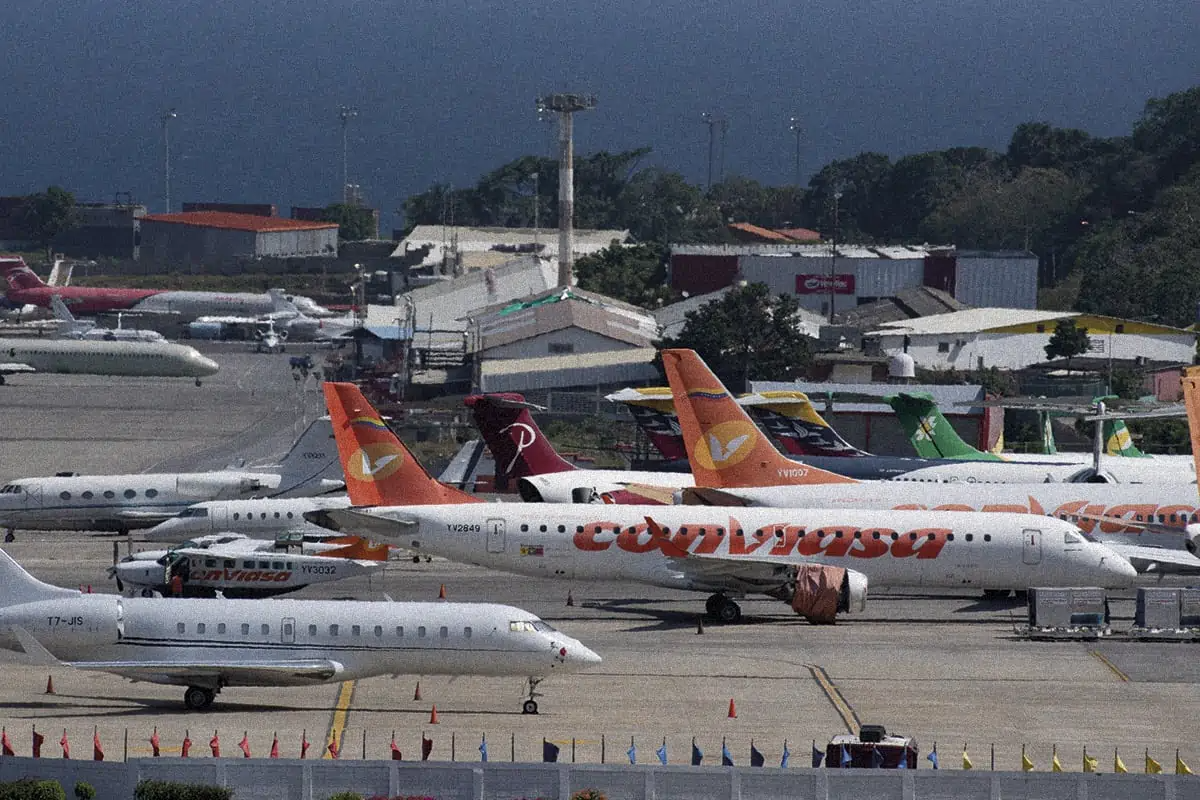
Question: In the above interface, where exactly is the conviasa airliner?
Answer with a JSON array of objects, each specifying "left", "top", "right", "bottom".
[
  {"left": 0, "top": 549, "right": 599, "bottom": 712},
  {"left": 0, "top": 337, "right": 219, "bottom": 384},
  {"left": 310, "top": 382, "right": 1136, "bottom": 625}
]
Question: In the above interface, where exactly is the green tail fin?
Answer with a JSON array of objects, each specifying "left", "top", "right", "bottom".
[
  {"left": 886, "top": 392, "right": 1003, "bottom": 461},
  {"left": 1103, "top": 419, "right": 1149, "bottom": 458},
  {"left": 1040, "top": 411, "right": 1058, "bottom": 455}
]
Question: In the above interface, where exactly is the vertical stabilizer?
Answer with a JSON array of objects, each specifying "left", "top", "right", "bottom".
[
  {"left": 323, "top": 383, "right": 479, "bottom": 507},
  {"left": 464, "top": 394, "right": 576, "bottom": 489},
  {"left": 0, "top": 550, "right": 77, "bottom": 607},
  {"left": 1183, "top": 368, "right": 1200, "bottom": 490},
  {"left": 604, "top": 387, "right": 688, "bottom": 460},
  {"left": 1, "top": 257, "right": 46, "bottom": 292},
  {"left": 886, "top": 393, "right": 1003, "bottom": 461},
  {"left": 272, "top": 417, "right": 345, "bottom": 496},
  {"left": 1103, "top": 419, "right": 1149, "bottom": 458},
  {"left": 740, "top": 391, "right": 870, "bottom": 457},
  {"left": 661, "top": 349, "right": 857, "bottom": 488}
]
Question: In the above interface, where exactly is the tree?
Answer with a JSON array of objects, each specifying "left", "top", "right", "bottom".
[
  {"left": 573, "top": 242, "right": 675, "bottom": 309},
  {"left": 1044, "top": 318, "right": 1091, "bottom": 370},
  {"left": 321, "top": 203, "right": 376, "bottom": 240},
  {"left": 657, "top": 282, "right": 812, "bottom": 392},
  {"left": 18, "top": 186, "right": 76, "bottom": 256}
]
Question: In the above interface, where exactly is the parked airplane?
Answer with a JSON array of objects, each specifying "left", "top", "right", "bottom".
[
  {"left": 0, "top": 337, "right": 219, "bottom": 385},
  {"left": 188, "top": 289, "right": 355, "bottom": 343},
  {"left": 110, "top": 533, "right": 390, "bottom": 598},
  {"left": 0, "top": 549, "right": 600, "bottom": 711},
  {"left": 1, "top": 256, "right": 330, "bottom": 320},
  {"left": 312, "top": 383, "right": 1136, "bottom": 624},
  {"left": 254, "top": 318, "right": 286, "bottom": 353},
  {"left": 658, "top": 352, "right": 1200, "bottom": 575},
  {"left": 50, "top": 296, "right": 166, "bottom": 343},
  {"left": 0, "top": 417, "right": 344, "bottom": 537},
  {"left": 142, "top": 495, "right": 351, "bottom": 542}
]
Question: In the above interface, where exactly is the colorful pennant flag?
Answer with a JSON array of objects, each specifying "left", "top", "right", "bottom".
[
  {"left": 180, "top": 731, "right": 191, "bottom": 759},
  {"left": 927, "top": 744, "right": 939, "bottom": 770},
  {"left": 150, "top": 728, "right": 160, "bottom": 758},
  {"left": 92, "top": 729, "right": 104, "bottom": 762},
  {"left": 656, "top": 739, "right": 667, "bottom": 766},
  {"left": 1, "top": 728, "right": 14, "bottom": 757},
  {"left": 1052, "top": 745, "right": 1062, "bottom": 773},
  {"left": 691, "top": 738, "right": 703, "bottom": 766},
  {"left": 60, "top": 730, "right": 70, "bottom": 759},
  {"left": 1177, "top": 750, "right": 1193, "bottom": 775},
  {"left": 1083, "top": 747, "right": 1098, "bottom": 773},
  {"left": 210, "top": 731, "right": 220, "bottom": 758},
  {"left": 962, "top": 744, "right": 973, "bottom": 771},
  {"left": 1114, "top": 748, "right": 1127, "bottom": 774},
  {"left": 1146, "top": 750, "right": 1162, "bottom": 774},
  {"left": 479, "top": 735, "right": 488, "bottom": 763},
  {"left": 270, "top": 734, "right": 279, "bottom": 759},
  {"left": 1021, "top": 745, "right": 1034, "bottom": 772},
  {"left": 750, "top": 741, "right": 764, "bottom": 768},
  {"left": 239, "top": 733, "right": 251, "bottom": 759},
  {"left": 542, "top": 739, "right": 559, "bottom": 763},
  {"left": 32, "top": 728, "right": 44, "bottom": 759}
]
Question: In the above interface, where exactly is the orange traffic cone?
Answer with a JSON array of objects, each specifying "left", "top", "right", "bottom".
[
  {"left": 437, "top": 584, "right": 446, "bottom": 600},
  {"left": 727, "top": 698, "right": 737, "bottom": 719},
  {"left": 45, "top": 676, "right": 55, "bottom": 695},
  {"left": 429, "top": 705, "right": 440, "bottom": 724},
  {"left": 413, "top": 681, "right": 422, "bottom": 702}
]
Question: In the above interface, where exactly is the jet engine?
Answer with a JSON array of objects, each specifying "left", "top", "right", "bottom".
[
  {"left": 790, "top": 565, "right": 868, "bottom": 624},
  {"left": 1186, "top": 524, "right": 1200, "bottom": 556}
]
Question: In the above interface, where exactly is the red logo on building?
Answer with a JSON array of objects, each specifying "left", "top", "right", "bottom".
[{"left": 795, "top": 274, "right": 855, "bottom": 294}]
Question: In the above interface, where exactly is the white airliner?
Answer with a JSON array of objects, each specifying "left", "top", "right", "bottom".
[
  {"left": 311, "top": 381, "right": 1137, "bottom": 624},
  {"left": 0, "top": 549, "right": 600, "bottom": 712},
  {"left": 143, "top": 496, "right": 350, "bottom": 542},
  {"left": 189, "top": 289, "right": 355, "bottom": 343},
  {"left": 50, "top": 296, "right": 166, "bottom": 343},
  {"left": 111, "top": 533, "right": 390, "bottom": 598},
  {"left": 655, "top": 349, "right": 1200, "bottom": 575},
  {"left": 0, "top": 417, "right": 344, "bottom": 536},
  {"left": 0, "top": 337, "right": 219, "bottom": 385}
]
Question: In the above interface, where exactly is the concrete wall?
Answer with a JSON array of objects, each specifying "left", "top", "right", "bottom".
[
  {"left": 1, "top": 758, "right": 1194, "bottom": 800},
  {"left": 257, "top": 228, "right": 338, "bottom": 258},
  {"left": 878, "top": 332, "right": 1197, "bottom": 371},
  {"left": 481, "top": 328, "right": 634, "bottom": 360}
]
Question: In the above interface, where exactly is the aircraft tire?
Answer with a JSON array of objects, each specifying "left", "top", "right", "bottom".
[
  {"left": 705, "top": 594, "right": 723, "bottom": 615},
  {"left": 522, "top": 700, "right": 538, "bottom": 715},
  {"left": 184, "top": 686, "right": 215, "bottom": 711},
  {"left": 715, "top": 598, "right": 741, "bottom": 624}
]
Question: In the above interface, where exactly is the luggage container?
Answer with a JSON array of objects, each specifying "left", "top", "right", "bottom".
[{"left": 1019, "top": 587, "right": 1111, "bottom": 640}]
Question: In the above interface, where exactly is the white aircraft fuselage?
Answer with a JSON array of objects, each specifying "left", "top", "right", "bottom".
[
  {"left": 143, "top": 496, "right": 351, "bottom": 542},
  {"left": 0, "top": 337, "right": 219, "bottom": 380}
]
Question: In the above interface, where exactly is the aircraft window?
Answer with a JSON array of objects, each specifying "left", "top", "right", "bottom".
[
  {"left": 965, "top": 534, "right": 974, "bottom": 542},
  {"left": 520, "top": 524, "right": 528, "bottom": 532},
  {"left": 532, "top": 621, "right": 557, "bottom": 632},
  {"left": 124, "top": 490, "right": 136, "bottom": 499},
  {"left": 287, "top": 512, "right": 294, "bottom": 519},
  {"left": 947, "top": 534, "right": 954, "bottom": 541},
  {"left": 509, "top": 621, "right": 536, "bottom": 632},
  {"left": 283, "top": 622, "right": 293, "bottom": 637},
  {"left": 439, "top": 626, "right": 448, "bottom": 639},
  {"left": 233, "top": 513, "right": 240, "bottom": 521},
  {"left": 329, "top": 624, "right": 339, "bottom": 636},
  {"left": 834, "top": 531, "right": 843, "bottom": 538},
  {"left": 309, "top": 625, "right": 317, "bottom": 636},
  {"left": 286, "top": 562, "right": 293, "bottom": 569},
  {"left": 1064, "top": 531, "right": 1084, "bottom": 544},
  {"left": 146, "top": 489, "right": 158, "bottom": 498},
  {"left": 418, "top": 626, "right": 427, "bottom": 638},
  {"left": 82, "top": 491, "right": 93, "bottom": 500},
  {"left": 680, "top": 527, "right": 688, "bottom": 534},
  {"left": 59, "top": 491, "right": 71, "bottom": 501},
  {"left": 374, "top": 626, "right": 383, "bottom": 637},
  {"left": 557, "top": 525, "right": 565, "bottom": 533},
  {"left": 396, "top": 626, "right": 403, "bottom": 637},
  {"left": 871, "top": 532, "right": 880, "bottom": 540},
  {"left": 196, "top": 623, "right": 206, "bottom": 634},
  {"left": 577, "top": 526, "right": 584, "bottom": 533},
  {"left": 612, "top": 526, "right": 620, "bottom": 534},
  {"left": 217, "top": 623, "right": 226, "bottom": 634},
  {"left": 909, "top": 532, "right": 917, "bottom": 540},
  {"left": 890, "top": 533, "right": 898, "bottom": 540},
  {"left": 853, "top": 532, "right": 861, "bottom": 539},
  {"left": 539, "top": 525, "right": 547, "bottom": 532},
  {"left": 776, "top": 530, "right": 783, "bottom": 538},
  {"left": 243, "top": 561, "right": 255, "bottom": 569},
  {"left": 181, "top": 508, "right": 209, "bottom": 518},
  {"left": 242, "top": 624, "right": 250, "bottom": 635},
  {"left": 984, "top": 534, "right": 992, "bottom": 542},
  {"left": 224, "top": 560, "right": 235, "bottom": 568},
  {"left": 464, "top": 627, "right": 472, "bottom": 638},
  {"left": 205, "top": 559, "right": 215, "bottom": 567},
  {"left": 104, "top": 490, "right": 116, "bottom": 499},
  {"left": 274, "top": 512, "right": 280, "bottom": 519},
  {"left": 272, "top": 561, "right": 283, "bottom": 569},
  {"left": 699, "top": 528, "right": 706, "bottom": 536},
  {"left": 1159, "top": 514, "right": 1167, "bottom": 523},
  {"left": 258, "top": 561, "right": 270, "bottom": 569},
  {"left": 260, "top": 513, "right": 267, "bottom": 520},
  {"left": 261, "top": 624, "right": 269, "bottom": 635},
  {"left": 176, "top": 622, "right": 185, "bottom": 634},
  {"left": 352, "top": 625, "right": 361, "bottom": 636}
]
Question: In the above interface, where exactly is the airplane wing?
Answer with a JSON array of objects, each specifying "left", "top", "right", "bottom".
[
  {"left": 116, "top": 510, "right": 180, "bottom": 522},
  {"left": 0, "top": 363, "right": 36, "bottom": 375},
  {"left": 1104, "top": 544, "right": 1200, "bottom": 575},
  {"left": 640, "top": 517, "right": 798, "bottom": 588}
]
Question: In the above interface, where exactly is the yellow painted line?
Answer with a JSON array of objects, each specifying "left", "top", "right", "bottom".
[
  {"left": 807, "top": 665, "right": 860, "bottom": 735},
  {"left": 1090, "top": 650, "right": 1130, "bottom": 682},
  {"left": 324, "top": 680, "right": 356, "bottom": 758}
]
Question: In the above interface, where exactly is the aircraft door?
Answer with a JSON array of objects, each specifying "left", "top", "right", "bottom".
[
  {"left": 486, "top": 519, "right": 506, "bottom": 554},
  {"left": 281, "top": 617, "right": 295, "bottom": 644},
  {"left": 23, "top": 485, "right": 42, "bottom": 509},
  {"left": 1023, "top": 529, "right": 1042, "bottom": 565},
  {"left": 211, "top": 505, "right": 227, "bottom": 532}
]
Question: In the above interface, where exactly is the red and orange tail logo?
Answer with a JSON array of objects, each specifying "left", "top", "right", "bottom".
[
  {"left": 322, "top": 382, "right": 479, "bottom": 507},
  {"left": 660, "top": 349, "right": 857, "bottom": 488},
  {"left": 320, "top": 536, "right": 393, "bottom": 561}
]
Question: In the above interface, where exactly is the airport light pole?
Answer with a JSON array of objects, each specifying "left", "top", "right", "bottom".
[
  {"left": 162, "top": 109, "right": 177, "bottom": 213},
  {"left": 701, "top": 112, "right": 727, "bottom": 191},
  {"left": 828, "top": 189, "right": 842, "bottom": 323},
  {"left": 536, "top": 93, "right": 597, "bottom": 287},
  {"left": 339, "top": 105, "right": 359, "bottom": 205},
  {"left": 788, "top": 116, "right": 802, "bottom": 189}
]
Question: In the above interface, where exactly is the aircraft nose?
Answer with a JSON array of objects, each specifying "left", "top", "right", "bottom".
[
  {"left": 1097, "top": 546, "right": 1138, "bottom": 585},
  {"left": 195, "top": 354, "right": 220, "bottom": 375},
  {"left": 559, "top": 637, "right": 602, "bottom": 668}
]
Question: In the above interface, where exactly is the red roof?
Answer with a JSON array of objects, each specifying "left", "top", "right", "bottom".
[
  {"left": 141, "top": 211, "right": 338, "bottom": 233},
  {"left": 776, "top": 227, "right": 822, "bottom": 242},
  {"left": 727, "top": 222, "right": 823, "bottom": 243}
]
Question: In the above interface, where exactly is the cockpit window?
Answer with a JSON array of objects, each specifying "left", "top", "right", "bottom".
[
  {"left": 179, "top": 507, "right": 209, "bottom": 518},
  {"left": 531, "top": 621, "right": 557, "bottom": 633},
  {"left": 1064, "top": 531, "right": 1087, "bottom": 544},
  {"left": 0, "top": 485, "right": 18, "bottom": 494},
  {"left": 509, "top": 621, "right": 537, "bottom": 633}
]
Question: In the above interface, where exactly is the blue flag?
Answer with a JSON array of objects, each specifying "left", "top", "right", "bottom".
[
  {"left": 897, "top": 752, "right": 907, "bottom": 769},
  {"left": 840, "top": 745, "right": 852, "bottom": 767},
  {"left": 927, "top": 748, "right": 939, "bottom": 770},
  {"left": 811, "top": 742, "right": 824, "bottom": 768},
  {"left": 656, "top": 742, "right": 668, "bottom": 766},
  {"left": 781, "top": 741, "right": 791, "bottom": 769},
  {"left": 871, "top": 748, "right": 885, "bottom": 769},
  {"left": 722, "top": 740, "right": 733, "bottom": 767},
  {"left": 750, "top": 742, "right": 764, "bottom": 768},
  {"left": 542, "top": 740, "right": 559, "bottom": 763},
  {"left": 627, "top": 741, "right": 636, "bottom": 765},
  {"left": 692, "top": 739, "right": 704, "bottom": 766},
  {"left": 479, "top": 736, "right": 487, "bottom": 763}
]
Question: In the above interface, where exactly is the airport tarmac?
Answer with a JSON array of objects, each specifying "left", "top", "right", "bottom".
[{"left": 1, "top": 351, "right": 1199, "bottom": 770}]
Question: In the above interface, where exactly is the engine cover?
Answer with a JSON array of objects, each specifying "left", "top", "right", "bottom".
[{"left": 791, "top": 565, "right": 868, "bottom": 624}]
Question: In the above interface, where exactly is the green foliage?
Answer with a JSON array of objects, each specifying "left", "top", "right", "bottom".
[
  {"left": 915, "top": 366, "right": 1017, "bottom": 396},
  {"left": 0, "top": 780, "right": 66, "bottom": 800},
  {"left": 1108, "top": 367, "right": 1144, "bottom": 400},
  {"left": 1126, "top": 418, "right": 1191, "bottom": 454},
  {"left": 72, "top": 784, "right": 95, "bottom": 800},
  {"left": 133, "top": 780, "right": 233, "bottom": 800},
  {"left": 573, "top": 242, "right": 675, "bottom": 309},
  {"left": 1044, "top": 319, "right": 1092, "bottom": 364},
  {"left": 658, "top": 282, "right": 812, "bottom": 392},
  {"left": 322, "top": 204, "right": 376, "bottom": 240},
  {"left": 17, "top": 186, "right": 76, "bottom": 253},
  {"left": 569, "top": 791, "right": 608, "bottom": 800}
]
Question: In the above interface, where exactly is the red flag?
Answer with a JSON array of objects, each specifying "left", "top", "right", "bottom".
[
  {"left": 210, "top": 731, "right": 220, "bottom": 758},
  {"left": 300, "top": 731, "right": 310, "bottom": 759},
  {"left": 390, "top": 734, "right": 402, "bottom": 761},
  {"left": 150, "top": 728, "right": 160, "bottom": 758},
  {"left": 238, "top": 733, "right": 251, "bottom": 759},
  {"left": 421, "top": 736, "right": 433, "bottom": 761},
  {"left": 60, "top": 730, "right": 70, "bottom": 759},
  {"left": 32, "top": 728, "right": 44, "bottom": 758},
  {"left": 181, "top": 732, "right": 192, "bottom": 758},
  {"left": 327, "top": 736, "right": 339, "bottom": 760},
  {"left": 269, "top": 734, "right": 279, "bottom": 759},
  {"left": 92, "top": 730, "right": 104, "bottom": 761},
  {"left": 1, "top": 728, "right": 14, "bottom": 757}
]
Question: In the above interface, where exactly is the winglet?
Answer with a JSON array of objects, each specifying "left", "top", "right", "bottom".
[
  {"left": 644, "top": 516, "right": 690, "bottom": 558},
  {"left": 322, "top": 383, "right": 479, "bottom": 507},
  {"left": 660, "top": 349, "right": 856, "bottom": 488}
]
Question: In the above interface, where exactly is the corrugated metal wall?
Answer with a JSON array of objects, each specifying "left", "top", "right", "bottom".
[{"left": 954, "top": 256, "right": 1037, "bottom": 308}]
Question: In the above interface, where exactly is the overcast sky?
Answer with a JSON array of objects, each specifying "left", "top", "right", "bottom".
[{"left": 2, "top": 0, "right": 1198, "bottom": 231}]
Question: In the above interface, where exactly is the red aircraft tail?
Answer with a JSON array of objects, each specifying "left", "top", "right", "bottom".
[
  {"left": 322, "top": 382, "right": 480, "bottom": 507},
  {"left": 464, "top": 393, "right": 576, "bottom": 488},
  {"left": 0, "top": 256, "right": 45, "bottom": 292}
]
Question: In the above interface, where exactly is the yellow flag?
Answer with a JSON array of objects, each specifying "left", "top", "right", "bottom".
[
  {"left": 962, "top": 746, "right": 973, "bottom": 771},
  {"left": 1083, "top": 750, "right": 1098, "bottom": 773},
  {"left": 1177, "top": 751, "right": 1193, "bottom": 775},
  {"left": 1052, "top": 748, "right": 1063, "bottom": 773},
  {"left": 1147, "top": 752, "right": 1163, "bottom": 774},
  {"left": 1021, "top": 748, "right": 1034, "bottom": 772},
  {"left": 1114, "top": 749, "right": 1128, "bottom": 774}
]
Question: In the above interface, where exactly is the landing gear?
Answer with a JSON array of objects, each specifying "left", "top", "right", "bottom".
[
  {"left": 3, "top": 528, "right": 14, "bottom": 543},
  {"left": 184, "top": 686, "right": 215, "bottom": 711},
  {"left": 522, "top": 677, "right": 542, "bottom": 715},
  {"left": 983, "top": 589, "right": 1012, "bottom": 599},
  {"left": 705, "top": 593, "right": 742, "bottom": 624},
  {"left": 194, "top": 378, "right": 202, "bottom": 387}
]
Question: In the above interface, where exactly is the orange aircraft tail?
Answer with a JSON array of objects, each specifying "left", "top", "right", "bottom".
[
  {"left": 660, "top": 349, "right": 857, "bottom": 488},
  {"left": 322, "top": 382, "right": 480, "bottom": 507},
  {"left": 319, "top": 536, "right": 394, "bottom": 561},
  {"left": 1182, "top": 367, "right": 1200, "bottom": 491}
]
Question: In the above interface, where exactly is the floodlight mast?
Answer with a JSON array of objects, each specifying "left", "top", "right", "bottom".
[{"left": 536, "top": 93, "right": 597, "bottom": 287}]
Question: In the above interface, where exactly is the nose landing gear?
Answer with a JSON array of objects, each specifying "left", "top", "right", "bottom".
[
  {"left": 522, "top": 677, "right": 542, "bottom": 714},
  {"left": 184, "top": 685, "right": 217, "bottom": 710}
]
